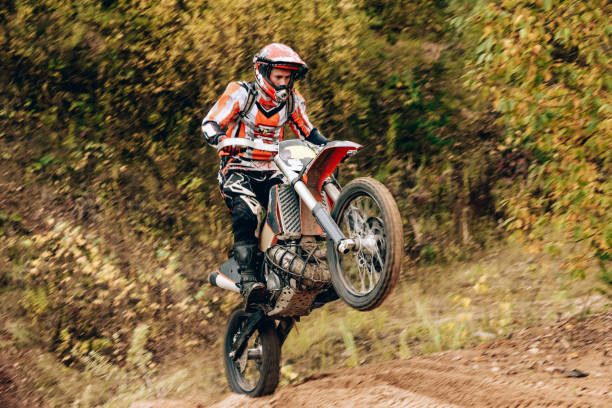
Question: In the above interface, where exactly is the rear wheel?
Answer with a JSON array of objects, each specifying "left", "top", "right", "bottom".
[
  {"left": 327, "top": 177, "right": 403, "bottom": 311},
  {"left": 224, "top": 308, "right": 281, "bottom": 397}
]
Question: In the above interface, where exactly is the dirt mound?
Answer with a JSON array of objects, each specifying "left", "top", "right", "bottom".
[{"left": 206, "top": 311, "right": 611, "bottom": 408}]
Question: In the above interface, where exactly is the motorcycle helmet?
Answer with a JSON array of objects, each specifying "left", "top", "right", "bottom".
[{"left": 253, "top": 43, "right": 308, "bottom": 103}]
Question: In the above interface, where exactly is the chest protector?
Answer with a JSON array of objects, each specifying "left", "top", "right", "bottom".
[{"left": 226, "top": 82, "right": 295, "bottom": 161}]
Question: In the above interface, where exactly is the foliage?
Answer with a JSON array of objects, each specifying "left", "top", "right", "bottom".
[
  {"left": 1, "top": 0, "right": 611, "bottom": 403},
  {"left": 450, "top": 0, "right": 612, "bottom": 274},
  {"left": 0, "top": 0, "right": 461, "bottom": 249},
  {"left": 0, "top": 211, "right": 23, "bottom": 237},
  {"left": 18, "top": 220, "right": 218, "bottom": 362}
]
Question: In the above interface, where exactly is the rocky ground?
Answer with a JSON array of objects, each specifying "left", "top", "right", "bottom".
[{"left": 130, "top": 310, "right": 611, "bottom": 408}]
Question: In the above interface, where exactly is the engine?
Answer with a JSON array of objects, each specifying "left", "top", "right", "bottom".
[{"left": 264, "top": 244, "right": 331, "bottom": 317}]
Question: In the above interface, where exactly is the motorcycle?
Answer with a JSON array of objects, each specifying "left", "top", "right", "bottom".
[{"left": 209, "top": 137, "right": 403, "bottom": 397}]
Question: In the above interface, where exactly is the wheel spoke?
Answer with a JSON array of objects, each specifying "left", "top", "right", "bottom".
[
  {"left": 237, "top": 348, "right": 248, "bottom": 374},
  {"left": 369, "top": 256, "right": 377, "bottom": 290},
  {"left": 343, "top": 208, "right": 355, "bottom": 237},
  {"left": 357, "top": 253, "right": 366, "bottom": 292},
  {"left": 335, "top": 192, "right": 390, "bottom": 296},
  {"left": 374, "top": 238, "right": 385, "bottom": 268},
  {"left": 361, "top": 197, "right": 372, "bottom": 219}
]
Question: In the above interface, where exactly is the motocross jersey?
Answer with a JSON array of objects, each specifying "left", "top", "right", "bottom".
[{"left": 201, "top": 81, "right": 320, "bottom": 172}]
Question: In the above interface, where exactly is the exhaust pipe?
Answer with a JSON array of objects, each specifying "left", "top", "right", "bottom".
[{"left": 209, "top": 271, "right": 240, "bottom": 293}]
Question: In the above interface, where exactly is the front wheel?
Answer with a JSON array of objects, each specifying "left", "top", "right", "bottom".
[
  {"left": 224, "top": 308, "right": 281, "bottom": 397},
  {"left": 327, "top": 177, "right": 403, "bottom": 311}
]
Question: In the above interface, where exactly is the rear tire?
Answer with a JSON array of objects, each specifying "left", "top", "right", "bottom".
[
  {"left": 224, "top": 308, "right": 281, "bottom": 397},
  {"left": 327, "top": 177, "right": 403, "bottom": 311}
]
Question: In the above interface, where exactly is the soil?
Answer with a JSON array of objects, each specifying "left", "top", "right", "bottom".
[
  {"left": 0, "top": 341, "right": 46, "bottom": 408},
  {"left": 134, "top": 310, "right": 611, "bottom": 408}
]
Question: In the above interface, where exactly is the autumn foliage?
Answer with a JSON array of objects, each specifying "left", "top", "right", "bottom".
[
  {"left": 0, "top": 0, "right": 610, "bottom": 370},
  {"left": 453, "top": 0, "right": 611, "bottom": 275}
]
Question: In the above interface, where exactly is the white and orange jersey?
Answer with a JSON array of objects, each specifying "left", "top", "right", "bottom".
[{"left": 202, "top": 81, "right": 315, "bottom": 170}]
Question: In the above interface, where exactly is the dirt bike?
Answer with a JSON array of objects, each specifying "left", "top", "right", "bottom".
[{"left": 209, "top": 137, "right": 403, "bottom": 397}]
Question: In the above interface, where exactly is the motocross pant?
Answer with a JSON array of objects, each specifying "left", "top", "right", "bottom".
[{"left": 218, "top": 169, "right": 282, "bottom": 247}]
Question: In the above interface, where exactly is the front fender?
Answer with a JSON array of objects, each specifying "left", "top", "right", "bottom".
[{"left": 302, "top": 141, "right": 361, "bottom": 201}]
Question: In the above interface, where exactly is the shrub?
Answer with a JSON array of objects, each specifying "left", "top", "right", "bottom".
[{"left": 451, "top": 0, "right": 612, "bottom": 274}]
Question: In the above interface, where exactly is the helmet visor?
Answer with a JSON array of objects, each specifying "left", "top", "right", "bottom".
[{"left": 258, "top": 60, "right": 307, "bottom": 82}]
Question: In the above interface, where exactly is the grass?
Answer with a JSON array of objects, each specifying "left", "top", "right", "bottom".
[
  {"left": 1, "top": 243, "right": 610, "bottom": 407},
  {"left": 279, "top": 243, "right": 610, "bottom": 383}
]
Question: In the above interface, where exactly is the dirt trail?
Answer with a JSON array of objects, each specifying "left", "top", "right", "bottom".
[{"left": 135, "top": 311, "right": 611, "bottom": 408}]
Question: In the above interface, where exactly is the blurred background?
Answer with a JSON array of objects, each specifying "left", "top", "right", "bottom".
[{"left": 0, "top": 0, "right": 610, "bottom": 406}]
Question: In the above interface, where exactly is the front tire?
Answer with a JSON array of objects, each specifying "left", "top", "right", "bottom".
[
  {"left": 327, "top": 177, "right": 403, "bottom": 311},
  {"left": 224, "top": 308, "right": 281, "bottom": 397}
]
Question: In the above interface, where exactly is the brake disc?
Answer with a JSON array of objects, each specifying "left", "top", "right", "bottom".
[{"left": 237, "top": 346, "right": 248, "bottom": 373}]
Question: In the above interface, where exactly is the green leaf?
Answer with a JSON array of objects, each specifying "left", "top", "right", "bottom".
[
  {"left": 555, "top": 28, "right": 571, "bottom": 44},
  {"left": 585, "top": 119, "right": 598, "bottom": 135},
  {"left": 39, "top": 156, "right": 54, "bottom": 166}
]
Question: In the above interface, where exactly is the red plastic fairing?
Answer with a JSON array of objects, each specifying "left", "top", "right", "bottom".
[{"left": 302, "top": 142, "right": 360, "bottom": 201}]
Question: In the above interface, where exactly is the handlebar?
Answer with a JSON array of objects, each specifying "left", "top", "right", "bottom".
[{"left": 216, "top": 138, "right": 279, "bottom": 153}]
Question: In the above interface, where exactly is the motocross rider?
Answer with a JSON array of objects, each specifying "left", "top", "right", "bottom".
[{"left": 201, "top": 43, "right": 329, "bottom": 306}]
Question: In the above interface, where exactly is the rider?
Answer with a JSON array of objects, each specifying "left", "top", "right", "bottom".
[{"left": 201, "top": 43, "right": 329, "bottom": 306}]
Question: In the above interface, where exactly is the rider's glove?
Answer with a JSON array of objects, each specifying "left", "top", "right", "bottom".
[
  {"left": 209, "top": 133, "right": 224, "bottom": 146},
  {"left": 306, "top": 128, "right": 330, "bottom": 146}
]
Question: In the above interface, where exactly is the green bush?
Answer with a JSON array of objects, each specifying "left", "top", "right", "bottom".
[
  {"left": 451, "top": 0, "right": 612, "bottom": 273},
  {"left": 0, "top": 0, "right": 461, "bottom": 248}
]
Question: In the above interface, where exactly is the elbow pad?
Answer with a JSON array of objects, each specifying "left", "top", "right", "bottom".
[
  {"left": 306, "top": 128, "right": 329, "bottom": 146},
  {"left": 202, "top": 120, "right": 224, "bottom": 145}
]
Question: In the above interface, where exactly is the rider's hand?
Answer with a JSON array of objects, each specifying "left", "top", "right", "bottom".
[
  {"left": 221, "top": 144, "right": 246, "bottom": 155},
  {"left": 306, "top": 128, "right": 329, "bottom": 146}
]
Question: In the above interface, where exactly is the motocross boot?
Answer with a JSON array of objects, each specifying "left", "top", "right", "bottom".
[{"left": 234, "top": 241, "right": 267, "bottom": 308}]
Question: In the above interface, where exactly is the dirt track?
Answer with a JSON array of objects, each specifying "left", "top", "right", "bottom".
[
  {"left": 134, "top": 311, "right": 611, "bottom": 408},
  {"left": 5, "top": 311, "right": 607, "bottom": 408}
]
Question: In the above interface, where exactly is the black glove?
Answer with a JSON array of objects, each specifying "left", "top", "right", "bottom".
[
  {"left": 206, "top": 133, "right": 223, "bottom": 146},
  {"left": 306, "top": 128, "right": 330, "bottom": 146}
]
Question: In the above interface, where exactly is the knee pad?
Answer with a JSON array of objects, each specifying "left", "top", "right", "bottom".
[
  {"left": 239, "top": 195, "right": 265, "bottom": 238},
  {"left": 232, "top": 197, "right": 264, "bottom": 243}
]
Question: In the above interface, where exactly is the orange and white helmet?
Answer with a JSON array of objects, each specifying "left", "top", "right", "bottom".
[{"left": 253, "top": 43, "right": 308, "bottom": 103}]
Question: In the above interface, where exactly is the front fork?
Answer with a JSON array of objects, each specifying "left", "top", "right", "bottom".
[
  {"left": 323, "top": 179, "right": 340, "bottom": 203},
  {"left": 274, "top": 157, "right": 354, "bottom": 254}
]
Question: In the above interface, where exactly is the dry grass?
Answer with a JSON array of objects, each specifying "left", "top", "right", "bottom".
[
  {"left": 279, "top": 243, "right": 610, "bottom": 383},
  {"left": 1, "top": 243, "right": 609, "bottom": 407}
]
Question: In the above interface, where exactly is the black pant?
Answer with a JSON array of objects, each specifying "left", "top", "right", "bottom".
[{"left": 219, "top": 170, "right": 281, "bottom": 245}]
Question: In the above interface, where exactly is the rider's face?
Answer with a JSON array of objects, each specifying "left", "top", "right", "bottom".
[{"left": 269, "top": 68, "right": 292, "bottom": 88}]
